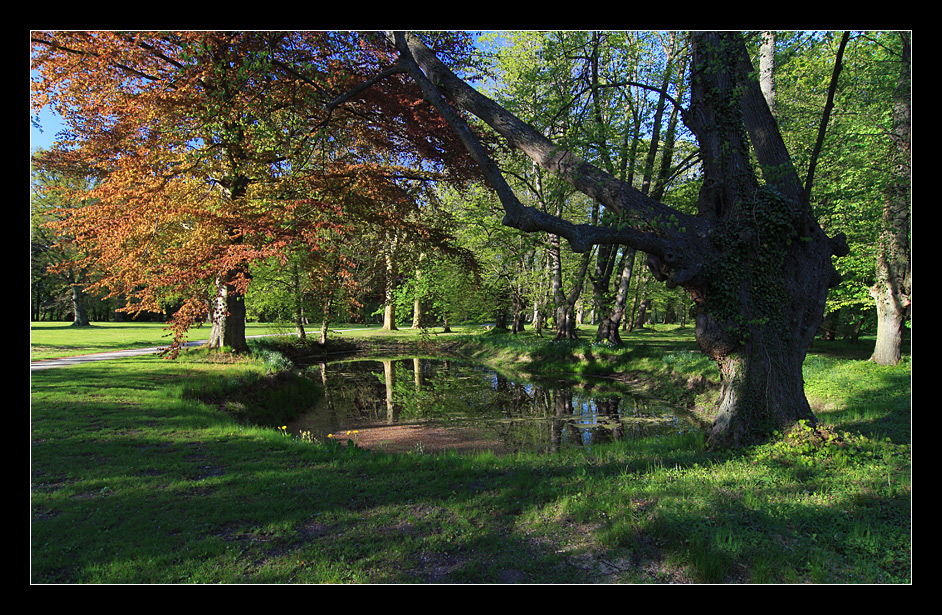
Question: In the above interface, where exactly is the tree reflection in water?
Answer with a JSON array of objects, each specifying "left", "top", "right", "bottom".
[{"left": 285, "top": 357, "right": 697, "bottom": 455}]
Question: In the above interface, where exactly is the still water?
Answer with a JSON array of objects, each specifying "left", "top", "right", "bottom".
[{"left": 286, "top": 357, "right": 697, "bottom": 455}]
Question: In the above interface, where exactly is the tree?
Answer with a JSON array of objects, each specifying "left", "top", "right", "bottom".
[
  {"left": 374, "top": 31, "right": 851, "bottom": 447},
  {"left": 479, "top": 31, "right": 698, "bottom": 344},
  {"left": 30, "top": 156, "right": 100, "bottom": 326},
  {"left": 867, "top": 32, "right": 911, "bottom": 365},
  {"left": 770, "top": 32, "right": 911, "bottom": 356},
  {"left": 30, "top": 31, "right": 478, "bottom": 353}
]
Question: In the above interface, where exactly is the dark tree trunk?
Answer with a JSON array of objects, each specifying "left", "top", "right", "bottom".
[
  {"left": 549, "top": 234, "right": 592, "bottom": 341},
  {"left": 821, "top": 310, "right": 839, "bottom": 341},
  {"left": 596, "top": 248, "right": 635, "bottom": 345},
  {"left": 70, "top": 283, "right": 90, "bottom": 327},
  {"left": 511, "top": 291, "right": 527, "bottom": 334},
  {"left": 675, "top": 33, "right": 849, "bottom": 447},
  {"left": 293, "top": 262, "right": 307, "bottom": 339},
  {"left": 634, "top": 297, "right": 650, "bottom": 330}
]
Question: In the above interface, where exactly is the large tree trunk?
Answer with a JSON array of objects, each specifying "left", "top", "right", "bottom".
[
  {"left": 690, "top": 227, "right": 840, "bottom": 447},
  {"left": 70, "top": 283, "right": 90, "bottom": 327},
  {"left": 208, "top": 270, "right": 249, "bottom": 352},
  {"left": 676, "top": 33, "right": 850, "bottom": 447},
  {"left": 870, "top": 290, "right": 906, "bottom": 365}
]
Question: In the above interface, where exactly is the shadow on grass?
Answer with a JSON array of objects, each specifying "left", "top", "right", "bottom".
[{"left": 31, "top": 345, "right": 911, "bottom": 584}]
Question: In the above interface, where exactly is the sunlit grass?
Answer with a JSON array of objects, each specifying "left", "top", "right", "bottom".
[
  {"left": 30, "top": 321, "right": 910, "bottom": 583},
  {"left": 29, "top": 320, "right": 291, "bottom": 361}
]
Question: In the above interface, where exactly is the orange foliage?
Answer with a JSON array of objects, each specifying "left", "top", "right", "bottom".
[{"left": 31, "top": 31, "right": 480, "bottom": 351}]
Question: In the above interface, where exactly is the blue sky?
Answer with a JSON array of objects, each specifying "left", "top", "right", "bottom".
[{"left": 30, "top": 105, "right": 64, "bottom": 152}]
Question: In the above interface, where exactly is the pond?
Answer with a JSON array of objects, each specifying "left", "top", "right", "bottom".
[{"left": 284, "top": 357, "right": 699, "bottom": 455}]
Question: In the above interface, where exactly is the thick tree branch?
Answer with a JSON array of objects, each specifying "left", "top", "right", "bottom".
[
  {"left": 318, "top": 63, "right": 409, "bottom": 127},
  {"left": 388, "top": 31, "right": 698, "bottom": 258},
  {"left": 727, "top": 33, "right": 804, "bottom": 205}
]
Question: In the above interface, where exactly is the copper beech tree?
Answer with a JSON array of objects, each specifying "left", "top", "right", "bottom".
[
  {"left": 347, "top": 31, "right": 851, "bottom": 448},
  {"left": 30, "top": 31, "right": 478, "bottom": 353}
]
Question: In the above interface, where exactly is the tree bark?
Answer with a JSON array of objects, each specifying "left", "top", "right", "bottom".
[
  {"left": 869, "top": 32, "right": 911, "bottom": 366},
  {"left": 70, "top": 282, "right": 90, "bottom": 327},
  {"left": 511, "top": 291, "right": 527, "bottom": 334},
  {"left": 293, "top": 262, "right": 307, "bottom": 339},
  {"left": 549, "top": 233, "right": 592, "bottom": 340},
  {"left": 412, "top": 252, "right": 425, "bottom": 329},
  {"left": 759, "top": 31, "right": 777, "bottom": 114},
  {"left": 382, "top": 230, "right": 399, "bottom": 331},
  {"left": 596, "top": 247, "right": 635, "bottom": 344},
  {"left": 207, "top": 270, "right": 249, "bottom": 352}
]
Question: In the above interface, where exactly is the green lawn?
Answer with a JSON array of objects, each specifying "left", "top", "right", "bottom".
[
  {"left": 30, "top": 322, "right": 911, "bottom": 583},
  {"left": 29, "top": 321, "right": 378, "bottom": 361}
]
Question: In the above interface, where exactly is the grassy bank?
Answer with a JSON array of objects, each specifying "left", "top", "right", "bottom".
[{"left": 30, "top": 323, "right": 911, "bottom": 583}]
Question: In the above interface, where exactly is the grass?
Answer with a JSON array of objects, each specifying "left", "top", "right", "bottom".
[
  {"left": 30, "top": 321, "right": 911, "bottom": 583},
  {"left": 29, "top": 321, "right": 293, "bottom": 361}
]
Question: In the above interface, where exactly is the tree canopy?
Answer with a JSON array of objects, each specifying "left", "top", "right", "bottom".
[{"left": 31, "top": 31, "right": 481, "bottom": 351}]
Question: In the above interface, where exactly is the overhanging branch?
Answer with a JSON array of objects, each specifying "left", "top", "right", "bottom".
[{"left": 388, "top": 31, "right": 696, "bottom": 257}]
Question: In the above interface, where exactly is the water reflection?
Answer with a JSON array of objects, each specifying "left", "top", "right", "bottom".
[{"left": 286, "top": 357, "right": 696, "bottom": 455}]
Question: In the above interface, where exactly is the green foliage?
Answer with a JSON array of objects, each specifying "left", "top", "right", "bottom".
[
  {"left": 257, "top": 349, "right": 293, "bottom": 373},
  {"left": 772, "top": 32, "right": 908, "bottom": 323},
  {"left": 758, "top": 420, "right": 867, "bottom": 468}
]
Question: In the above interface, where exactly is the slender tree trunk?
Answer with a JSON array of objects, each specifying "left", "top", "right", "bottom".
[
  {"left": 382, "top": 231, "right": 399, "bottom": 331},
  {"left": 596, "top": 247, "right": 636, "bottom": 344},
  {"left": 634, "top": 298, "right": 650, "bottom": 330},
  {"left": 869, "top": 32, "right": 911, "bottom": 366},
  {"left": 412, "top": 252, "right": 425, "bottom": 329},
  {"left": 319, "top": 297, "right": 332, "bottom": 345},
  {"left": 822, "top": 310, "right": 838, "bottom": 341},
  {"left": 759, "top": 31, "right": 777, "bottom": 114},
  {"left": 533, "top": 304, "right": 544, "bottom": 337},
  {"left": 292, "top": 263, "right": 306, "bottom": 339},
  {"left": 383, "top": 360, "right": 396, "bottom": 422},
  {"left": 511, "top": 291, "right": 527, "bottom": 334},
  {"left": 550, "top": 234, "right": 592, "bottom": 340}
]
